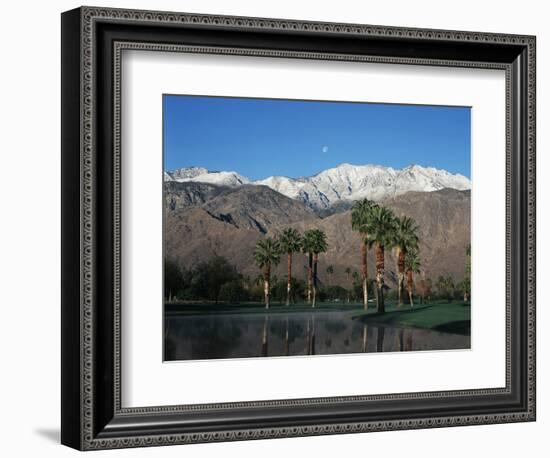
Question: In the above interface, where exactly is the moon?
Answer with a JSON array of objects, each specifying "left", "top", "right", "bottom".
[{"left": 321, "top": 145, "right": 329, "bottom": 153}]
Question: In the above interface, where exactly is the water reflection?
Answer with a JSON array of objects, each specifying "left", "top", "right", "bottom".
[{"left": 164, "top": 310, "right": 470, "bottom": 361}]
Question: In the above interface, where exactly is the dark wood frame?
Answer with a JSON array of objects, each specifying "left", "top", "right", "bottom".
[{"left": 61, "top": 6, "right": 536, "bottom": 450}]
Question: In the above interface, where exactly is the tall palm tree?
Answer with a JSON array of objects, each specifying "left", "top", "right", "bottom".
[
  {"left": 351, "top": 199, "right": 377, "bottom": 310},
  {"left": 418, "top": 270, "right": 427, "bottom": 304},
  {"left": 308, "top": 229, "right": 328, "bottom": 307},
  {"left": 436, "top": 274, "right": 455, "bottom": 301},
  {"left": 253, "top": 237, "right": 281, "bottom": 309},
  {"left": 345, "top": 267, "right": 352, "bottom": 282},
  {"left": 278, "top": 228, "right": 302, "bottom": 306},
  {"left": 404, "top": 249, "right": 421, "bottom": 307},
  {"left": 392, "top": 216, "right": 419, "bottom": 306},
  {"left": 326, "top": 265, "right": 334, "bottom": 287},
  {"left": 367, "top": 205, "right": 397, "bottom": 313},
  {"left": 301, "top": 230, "right": 316, "bottom": 304}
]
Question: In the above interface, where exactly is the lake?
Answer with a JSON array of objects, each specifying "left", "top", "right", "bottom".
[{"left": 164, "top": 310, "right": 470, "bottom": 361}]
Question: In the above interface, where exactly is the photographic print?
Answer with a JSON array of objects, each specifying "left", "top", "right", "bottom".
[{"left": 163, "top": 95, "right": 472, "bottom": 361}]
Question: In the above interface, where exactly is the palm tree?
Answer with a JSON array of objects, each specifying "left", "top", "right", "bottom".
[
  {"left": 367, "top": 205, "right": 397, "bottom": 313},
  {"left": 418, "top": 271, "right": 427, "bottom": 304},
  {"left": 345, "top": 267, "right": 352, "bottom": 302},
  {"left": 253, "top": 237, "right": 281, "bottom": 309},
  {"left": 308, "top": 229, "right": 328, "bottom": 307},
  {"left": 278, "top": 228, "right": 302, "bottom": 306},
  {"left": 345, "top": 267, "right": 351, "bottom": 282},
  {"left": 425, "top": 277, "right": 433, "bottom": 302},
  {"left": 392, "top": 216, "right": 419, "bottom": 306},
  {"left": 326, "top": 265, "right": 334, "bottom": 287},
  {"left": 351, "top": 199, "right": 377, "bottom": 310},
  {"left": 404, "top": 249, "right": 421, "bottom": 307},
  {"left": 436, "top": 274, "right": 455, "bottom": 301},
  {"left": 301, "top": 230, "right": 316, "bottom": 304}
]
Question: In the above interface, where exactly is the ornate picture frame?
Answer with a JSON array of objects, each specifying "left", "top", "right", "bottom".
[{"left": 61, "top": 6, "right": 536, "bottom": 450}]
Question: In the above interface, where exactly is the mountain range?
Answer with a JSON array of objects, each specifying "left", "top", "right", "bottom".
[{"left": 164, "top": 163, "right": 470, "bottom": 210}]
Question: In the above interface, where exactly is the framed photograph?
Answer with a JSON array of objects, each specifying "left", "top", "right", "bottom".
[{"left": 61, "top": 6, "right": 536, "bottom": 450}]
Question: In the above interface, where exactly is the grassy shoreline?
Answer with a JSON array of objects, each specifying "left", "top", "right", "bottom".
[
  {"left": 352, "top": 301, "right": 471, "bottom": 335},
  {"left": 165, "top": 300, "right": 471, "bottom": 336},
  {"left": 165, "top": 301, "right": 364, "bottom": 315}
]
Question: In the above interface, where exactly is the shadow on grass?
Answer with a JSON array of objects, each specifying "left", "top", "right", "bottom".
[
  {"left": 433, "top": 320, "right": 471, "bottom": 336},
  {"left": 353, "top": 301, "right": 471, "bottom": 336}
]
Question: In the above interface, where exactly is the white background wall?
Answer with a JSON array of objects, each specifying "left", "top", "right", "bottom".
[{"left": 0, "top": 0, "right": 545, "bottom": 456}]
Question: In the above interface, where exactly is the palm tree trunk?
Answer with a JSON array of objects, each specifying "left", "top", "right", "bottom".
[
  {"left": 307, "top": 253, "right": 313, "bottom": 304},
  {"left": 375, "top": 244, "right": 385, "bottom": 313},
  {"left": 286, "top": 252, "right": 292, "bottom": 306},
  {"left": 263, "top": 265, "right": 271, "bottom": 309},
  {"left": 361, "top": 241, "right": 368, "bottom": 310},
  {"left": 397, "top": 249, "right": 405, "bottom": 306},
  {"left": 312, "top": 253, "right": 318, "bottom": 308},
  {"left": 407, "top": 269, "right": 414, "bottom": 307}
]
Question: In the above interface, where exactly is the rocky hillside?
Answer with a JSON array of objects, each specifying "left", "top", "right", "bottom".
[{"left": 164, "top": 182, "right": 470, "bottom": 288}]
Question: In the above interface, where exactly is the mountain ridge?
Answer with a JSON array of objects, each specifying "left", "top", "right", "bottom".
[{"left": 165, "top": 163, "right": 470, "bottom": 210}]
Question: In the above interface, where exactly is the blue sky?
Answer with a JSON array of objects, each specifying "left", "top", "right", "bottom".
[{"left": 163, "top": 95, "right": 471, "bottom": 180}]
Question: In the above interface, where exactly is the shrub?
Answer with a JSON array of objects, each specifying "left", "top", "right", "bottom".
[{"left": 219, "top": 280, "right": 249, "bottom": 303}]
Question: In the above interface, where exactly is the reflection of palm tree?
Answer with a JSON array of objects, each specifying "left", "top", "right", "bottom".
[
  {"left": 305, "top": 229, "right": 328, "bottom": 308},
  {"left": 362, "top": 324, "right": 368, "bottom": 352},
  {"left": 284, "top": 316, "right": 290, "bottom": 356},
  {"left": 351, "top": 199, "right": 377, "bottom": 310},
  {"left": 261, "top": 315, "right": 269, "bottom": 357},
  {"left": 376, "top": 326, "right": 385, "bottom": 352},
  {"left": 367, "top": 206, "right": 397, "bottom": 313},
  {"left": 278, "top": 228, "right": 302, "bottom": 306},
  {"left": 392, "top": 216, "right": 419, "bottom": 306},
  {"left": 253, "top": 238, "right": 281, "bottom": 309},
  {"left": 310, "top": 315, "right": 316, "bottom": 355},
  {"left": 405, "top": 249, "right": 421, "bottom": 306},
  {"left": 305, "top": 317, "right": 311, "bottom": 354}
]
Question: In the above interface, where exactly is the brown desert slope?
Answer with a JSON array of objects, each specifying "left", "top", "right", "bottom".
[{"left": 164, "top": 182, "right": 470, "bottom": 288}]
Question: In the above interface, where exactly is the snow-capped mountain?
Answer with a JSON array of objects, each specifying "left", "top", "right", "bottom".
[
  {"left": 165, "top": 167, "right": 249, "bottom": 187},
  {"left": 165, "top": 166, "right": 209, "bottom": 181},
  {"left": 164, "top": 164, "right": 470, "bottom": 210}
]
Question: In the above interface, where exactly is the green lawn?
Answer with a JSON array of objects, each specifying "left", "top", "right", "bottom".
[
  {"left": 352, "top": 300, "right": 471, "bottom": 335},
  {"left": 165, "top": 301, "right": 364, "bottom": 315},
  {"left": 165, "top": 300, "right": 471, "bottom": 336}
]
